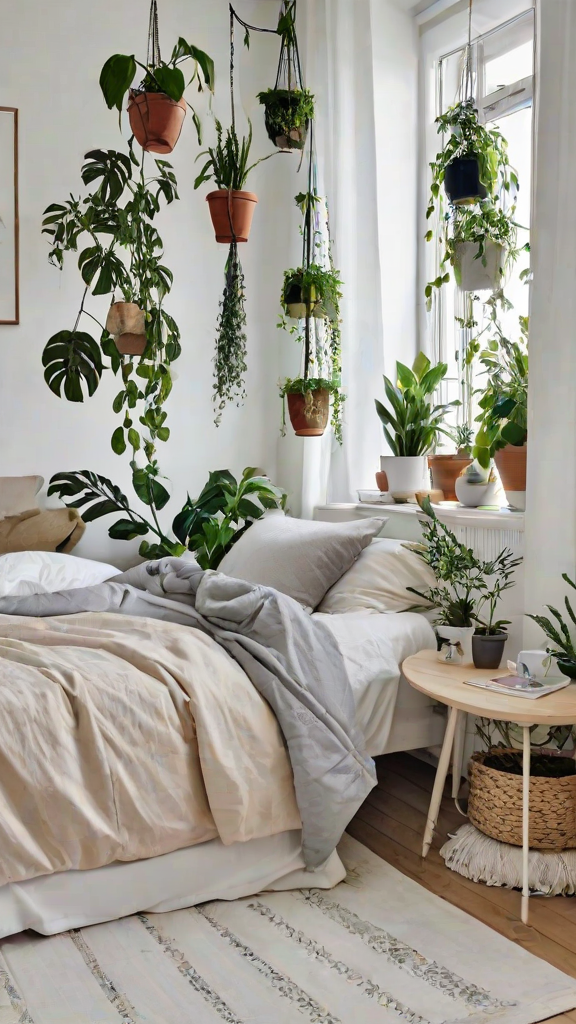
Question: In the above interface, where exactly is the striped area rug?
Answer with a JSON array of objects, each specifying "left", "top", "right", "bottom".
[{"left": 2, "top": 833, "right": 576, "bottom": 1024}]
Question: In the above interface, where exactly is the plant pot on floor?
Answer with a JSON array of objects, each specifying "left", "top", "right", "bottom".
[
  {"left": 453, "top": 241, "right": 505, "bottom": 293},
  {"left": 428, "top": 454, "right": 472, "bottom": 501},
  {"left": 436, "top": 624, "right": 475, "bottom": 665},
  {"left": 128, "top": 91, "right": 187, "bottom": 155},
  {"left": 444, "top": 156, "right": 488, "bottom": 205},
  {"left": 494, "top": 444, "right": 527, "bottom": 511},
  {"left": 105, "top": 302, "right": 147, "bottom": 356},
  {"left": 287, "top": 389, "right": 330, "bottom": 436},
  {"left": 206, "top": 190, "right": 258, "bottom": 243},
  {"left": 468, "top": 749, "right": 576, "bottom": 850},
  {"left": 472, "top": 630, "right": 507, "bottom": 669},
  {"left": 379, "top": 455, "right": 430, "bottom": 504}
]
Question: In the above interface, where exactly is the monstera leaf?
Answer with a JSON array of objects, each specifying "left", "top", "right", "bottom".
[{"left": 42, "top": 330, "right": 104, "bottom": 402}]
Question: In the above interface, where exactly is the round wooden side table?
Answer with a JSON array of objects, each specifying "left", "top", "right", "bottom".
[{"left": 402, "top": 649, "right": 576, "bottom": 923}]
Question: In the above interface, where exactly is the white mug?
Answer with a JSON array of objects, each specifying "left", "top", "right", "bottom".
[{"left": 515, "top": 649, "right": 554, "bottom": 680}]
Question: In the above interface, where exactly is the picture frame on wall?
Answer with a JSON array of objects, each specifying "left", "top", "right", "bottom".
[{"left": 0, "top": 107, "right": 19, "bottom": 325}]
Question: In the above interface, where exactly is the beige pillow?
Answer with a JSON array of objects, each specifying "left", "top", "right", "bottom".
[
  {"left": 218, "top": 515, "right": 384, "bottom": 611},
  {"left": 0, "top": 476, "right": 43, "bottom": 518},
  {"left": 318, "top": 537, "right": 436, "bottom": 614}
]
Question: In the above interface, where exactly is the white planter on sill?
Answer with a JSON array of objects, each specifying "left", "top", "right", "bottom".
[
  {"left": 379, "top": 455, "right": 430, "bottom": 504},
  {"left": 453, "top": 241, "right": 505, "bottom": 293}
]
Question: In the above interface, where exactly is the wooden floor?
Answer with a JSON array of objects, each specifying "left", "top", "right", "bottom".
[{"left": 347, "top": 751, "right": 576, "bottom": 1024}]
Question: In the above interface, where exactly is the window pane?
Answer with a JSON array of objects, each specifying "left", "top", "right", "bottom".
[{"left": 484, "top": 40, "right": 533, "bottom": 95}]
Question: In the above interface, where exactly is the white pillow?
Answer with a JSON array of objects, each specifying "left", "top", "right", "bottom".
[
  {"left": 218, "top": 514, "right": 384, "bottom": 611},
  {"left": 0, "top": 551, "right": 121, "bottom": 597},
  {"left": 318, "top": 537, "right": 436, "bottom": 615}
]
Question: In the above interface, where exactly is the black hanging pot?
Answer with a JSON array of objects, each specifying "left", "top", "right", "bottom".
[{"left": 444, "top": 156, "right": 488, "bottom": 205}]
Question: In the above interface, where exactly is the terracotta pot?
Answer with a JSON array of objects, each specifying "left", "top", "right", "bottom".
[
  {"left": 115, "top": 333, "right": 147, "bottom": 356},
  {"left": 206, "top": 190, "right": 258, "bottom": 243},
  {"left": 494, "top": 444, "right": 527, "bottom": 511},
  {"left": 428, "top": 454, "right": 472, "bottom": 501},
  {"left": 128, "top": 91, "right": 187, "bottom": 155},
  {"left": 287, "top": 389, "right": 330, "bottom": 437},
  {"left": 375, "top": 470, "right": 389, "bottom": 492}
]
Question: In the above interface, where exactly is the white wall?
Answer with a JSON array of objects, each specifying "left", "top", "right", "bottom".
[{"left": 0, "top": 0, "right": 302, "bottom": 565}]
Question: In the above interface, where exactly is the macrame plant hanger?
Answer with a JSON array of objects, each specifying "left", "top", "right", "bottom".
[
  {"left": 147, "top": 0, "right": 162, "bottom": 72},
  {"left": 462, "top": 0, "right": 474, "bottom": 102},
  {"left": 302, "top": 121, "right": 315, "bottom": 381},
  {"left": 274, "top": 1, "right": 303, "bottom": 93}
]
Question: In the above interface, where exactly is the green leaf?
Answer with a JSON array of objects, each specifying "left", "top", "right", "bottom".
[
  {"left": 108, "top": 518, "right": 149, "bottom": 540},
  {"left": 42, "top": 330, "right": 104, "bottom": 403},
  {"left": 111, "top": 426, "right": 126, "bottom": 455},
  {"left": 153, "top": 65, "right": 186, "bottom": 102},
  {"left": 99, "top": 54, "right": 137, "bottom": 111},
  {"left": 127, "top": 427, "right": 140, "bottom": 450}
]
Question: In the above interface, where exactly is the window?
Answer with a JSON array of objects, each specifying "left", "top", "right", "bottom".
[{"left": 426, "top": 9, "right": 535, "bottom": 432}]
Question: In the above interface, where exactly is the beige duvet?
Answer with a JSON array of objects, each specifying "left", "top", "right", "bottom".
[{"left": 0, "top": 613, "right": 300, "bottom": 886}]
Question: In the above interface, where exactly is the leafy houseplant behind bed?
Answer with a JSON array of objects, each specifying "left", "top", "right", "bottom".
[
  {"left": 99, "top": 0, "right": 214, "bottom": 154},
  {"left": 374, "top": 353, "right": 459, "bottom": 502},
  {"left": 48, "top": 467, "right": 286, "bottom": 566}
]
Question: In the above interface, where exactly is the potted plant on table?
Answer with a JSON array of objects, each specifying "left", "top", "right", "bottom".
[
  {"left": 473, "top": 316, "right": 528, "bottom": 510},
  {"left": 410, "top": 497, "right": 521, "bottom": 668},
  {"left": 194, "top": 120, "right": 276, "bottom": 243},
  {"left": 374, "top": 353, "right": 459, "bottom": 503},
  {"left": 99, "top": 1, "right": 214, "bottom": 154},
  {"left": 428, "top": 424, "right": 473, "bottom": 501},
  {"left": 257, "top": 1, "right": 314, "bottom": 152}
]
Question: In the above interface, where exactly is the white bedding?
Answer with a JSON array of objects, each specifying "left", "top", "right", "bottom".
[{"left": 315, "top": 610, "right": 436, "bottom": 755}]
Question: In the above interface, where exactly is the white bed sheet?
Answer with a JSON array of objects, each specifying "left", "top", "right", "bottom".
[
  {"left": 315, "top": 610, "right": 437, "bottom": 756},
  {"left": 0, "top": 831, "right": 345, "bottom": 939}
]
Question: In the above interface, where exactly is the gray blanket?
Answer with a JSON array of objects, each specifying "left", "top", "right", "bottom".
[{"left": 0, "top": 558, "right": 376, "bottom": 869}]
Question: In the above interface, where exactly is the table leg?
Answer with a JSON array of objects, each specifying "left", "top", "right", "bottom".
[
  {"left": 423, "top": 706, "right": 461, "bottom": 858},
  {"left": 451, "top": 710, "right": 467, "bottom": 804},
  {"left": 521, "top": 725, "right": 531, "bottom": 924}
]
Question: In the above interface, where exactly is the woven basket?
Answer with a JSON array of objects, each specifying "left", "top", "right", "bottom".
[{"left": 468, "top": 749, "right": 576, "bottom": 851}]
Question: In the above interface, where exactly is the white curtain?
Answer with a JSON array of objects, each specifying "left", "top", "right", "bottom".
[
  {"left": 523, "top": 0, "right": 576, "bottom": 639},
  {"left": 298, "top": 0, "right": 418, "bottom": 516}
]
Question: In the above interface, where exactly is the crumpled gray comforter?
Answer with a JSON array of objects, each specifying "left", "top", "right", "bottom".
[{"left": 0, "top": 557, "right": 376, "bottom": 869}]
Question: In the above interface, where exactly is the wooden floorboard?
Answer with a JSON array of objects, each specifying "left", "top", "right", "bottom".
[{"left": 347, "top": 751, "right": 576, "bottom": 1007}]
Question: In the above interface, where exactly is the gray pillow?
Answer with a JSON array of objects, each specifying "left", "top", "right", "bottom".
[{"left": 218, "top": 515, "right": 384, "bottom": 611}]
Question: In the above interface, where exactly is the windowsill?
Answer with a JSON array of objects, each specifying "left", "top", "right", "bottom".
[{"left": 316, "top": 502, "right": 525, "bottom": 531}]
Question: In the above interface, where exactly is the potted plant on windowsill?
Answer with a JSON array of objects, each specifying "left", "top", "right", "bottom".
[
  {"left": 428, "top": 424, "right": 473, "bottom": 501},
  {"left": 473, "top": 316, "right": 528, "bottom": 510},
  {"left": 410, "top": 497, "right": 521, "bottom": 668},
  {"left": 374, "top": 353, "right": 459, "bottom": 503},
  {"left": 99, "top": 21, "right": 214, "bottom": 154},
  {"left": 256, "top": 2, "right": 314, "bottom": 152},
  {"left": 194, "top": 120, "right": 276, "bottom": 243}
]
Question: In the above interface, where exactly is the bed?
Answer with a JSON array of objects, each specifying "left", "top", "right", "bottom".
[{"left": 0, "top": 607, "right": 438, "bottom": 939}]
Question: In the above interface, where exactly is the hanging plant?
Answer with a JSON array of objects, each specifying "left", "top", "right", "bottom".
[
  {"left": 194, "top": 119, "right": 276, "bottom": 242},
  {"left": 41, "top": 145, "right": 181, "bottom": 503},
  {"left": 425, "top": 99, "right": 527, "bottom": 307},
  {"left": 99, "top": 0, "right": 214, "bottom": 153},
  {"left": 256, "top": 2, "right": 313, "bottom": 152},
  {"left": 278, "top": 183, "right": 344, "bottom": 443},
  {"left": 213, "top": 243, "right": 248, "bottom": 425}
]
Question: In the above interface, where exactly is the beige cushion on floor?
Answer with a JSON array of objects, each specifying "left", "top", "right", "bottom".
[
  {"left": 218, "top": 515, "right": 383, "bottom": 611},
  {"left": 318, "top": 537, "right": 436, "bottom": 614},
  {"left": 0, "top": 475, "right": 43, "bottom": 517}
]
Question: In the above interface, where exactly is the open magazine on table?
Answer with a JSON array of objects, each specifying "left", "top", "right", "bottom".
[{"left": 464, "top": 673, "right": 572, "bottom": 700}]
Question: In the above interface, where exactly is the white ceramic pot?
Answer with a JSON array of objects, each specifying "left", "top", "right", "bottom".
[
  {"left": 379, "top": 455, "right": 430, "bottom": 504},
  {"left": 455, "top": 461, "right": 498, "bottom": 507},
  {"left": 453, "top": 241, "right": 505, "bottom": 293},
  {"left": 504, "top": 489, "right": 526, "bottom": 511},
  {"left": 437, "top": 625, "right": 475, "bottom": 666}
]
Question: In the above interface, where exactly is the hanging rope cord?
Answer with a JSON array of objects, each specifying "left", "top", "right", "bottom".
[
  {"left": 464, "top": 0, "right": 474, "bottom": 101},
  {"left": 147, "top": 0, "right": 161, "bottom": 69}
]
